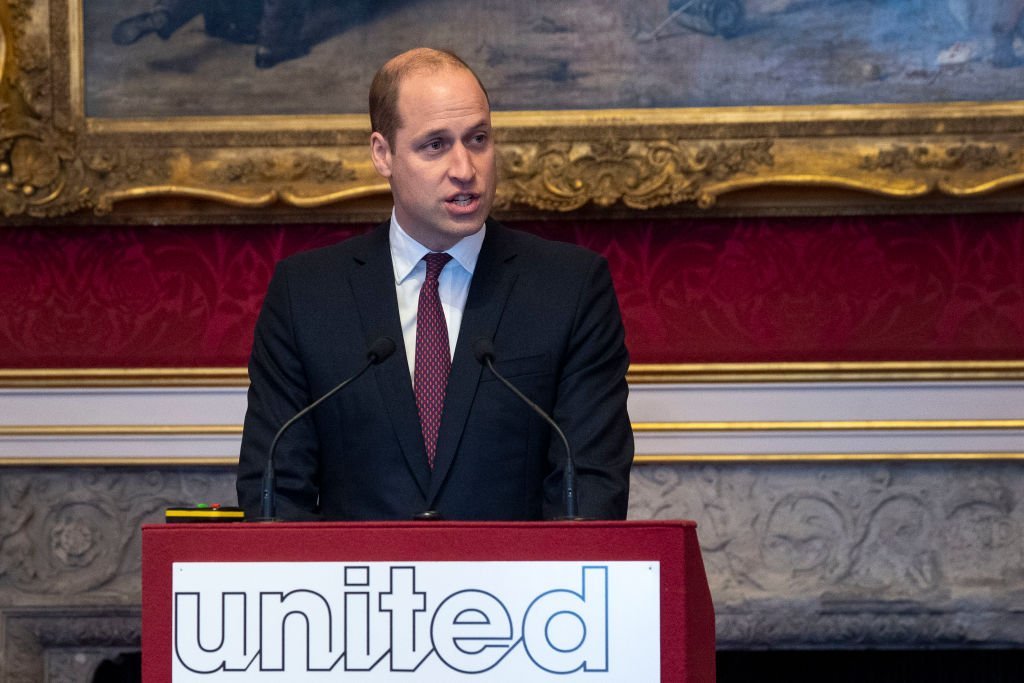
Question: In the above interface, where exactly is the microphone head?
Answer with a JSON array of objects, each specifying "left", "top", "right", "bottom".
[
  {"left": 367, "top": 336, "right": 396, "bottom": 364},
  {"left": 472, "top": 338, "right": 496, "bottom": 364}
]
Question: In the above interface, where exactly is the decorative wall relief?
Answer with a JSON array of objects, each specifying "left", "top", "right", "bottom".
[
  {"left": 0, "top": 467, "right": 237, "bottom": 681},
  {"left": 629, "top": 462, "right": 1024, "bottom": 646},
  {"left": 0, "top": 468, "right": 237, "bottom": 600}
]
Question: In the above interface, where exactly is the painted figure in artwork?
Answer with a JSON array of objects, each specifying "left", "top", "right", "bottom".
[
  {"left": 111, "top": 0, "right": 313, "bottom": 68},
  {"left": 991, "top": 0, "right": 1024, "bottom": 67}
]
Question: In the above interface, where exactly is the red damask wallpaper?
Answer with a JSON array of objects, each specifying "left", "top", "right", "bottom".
[{"left": 1, "top": 214, "right": 1022, "bottom": 367}]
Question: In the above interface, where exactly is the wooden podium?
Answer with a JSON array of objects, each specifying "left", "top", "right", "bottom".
[{"left": 143, "top": 520, "right": 714, "bottom": 682}]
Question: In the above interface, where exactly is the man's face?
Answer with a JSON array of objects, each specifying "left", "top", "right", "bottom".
[{"left": 370, "top": 67, "right": 496, "bottom": 252}]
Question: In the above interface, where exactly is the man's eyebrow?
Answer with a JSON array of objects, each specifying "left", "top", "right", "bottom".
[
  {"left": 462, "top": 120, "right": 492, "bottom": 138},
  {"left": 417, "top": 127, "right": 452, "bottom": 140},
  {"left": 415, "top": 120, "right": 491, "bottom": 141}
]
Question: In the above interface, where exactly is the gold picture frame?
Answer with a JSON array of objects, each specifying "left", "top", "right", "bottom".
[{"left": 3, "top": 0, "right": 1024, "bottom": 223}]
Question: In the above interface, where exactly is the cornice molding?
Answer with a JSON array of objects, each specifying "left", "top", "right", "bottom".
[
  {"left": 3, "top": 360, "right": 1024, "bottom": 388},
  {"left": 6, "top": 420, "right": 1022, "bottom": 437},
  {"left": 628, "top": 361, "right": 1024, "bottom": 383},
  {"left": 5, "top": 452, "right": 1023, "bottom": 467},
  {"left": 633, "top": 419, "right": 1024, "bottom": 432},
  {"left": 635, "top": 452, "right": 1024, "bottom": 463}
]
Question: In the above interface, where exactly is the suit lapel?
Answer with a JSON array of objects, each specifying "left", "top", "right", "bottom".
[
  {"left": 428, "top": 222, "right": 519, "bottom": 506},
  {"left": 349, "top": 223, "right": 431, "bottom": 498}
]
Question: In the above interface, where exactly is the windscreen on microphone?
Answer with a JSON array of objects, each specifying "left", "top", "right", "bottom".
[
  {"left": 472, "top": 337, "right": 496, "bottom": 364},
  {"left": 368, "top": 336, "right": 396, "bottom": 364}
]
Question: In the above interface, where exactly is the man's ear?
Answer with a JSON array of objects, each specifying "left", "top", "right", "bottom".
[{"left": 370, "top": 132, "right": 393, "bottom": 178}]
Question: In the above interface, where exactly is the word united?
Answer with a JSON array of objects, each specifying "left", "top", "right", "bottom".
[{"left": 172, "top": 561, "right": 660, "bottom": 681}]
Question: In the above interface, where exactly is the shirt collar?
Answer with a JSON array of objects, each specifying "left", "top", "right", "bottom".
[{"left": 389, "top": 209, "right": 486, "bottom": 284}]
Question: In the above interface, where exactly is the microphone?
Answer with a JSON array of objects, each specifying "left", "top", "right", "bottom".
[
  {"left": 256, "top": 337, "right": 396, "bottom": 522},
  {"left": 472, "top": 338, "right": 580, "bottom": 520}
]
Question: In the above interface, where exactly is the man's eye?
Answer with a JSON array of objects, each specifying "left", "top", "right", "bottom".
[{"left": 425, "top": 140, "right": 444, "bottom": 151}]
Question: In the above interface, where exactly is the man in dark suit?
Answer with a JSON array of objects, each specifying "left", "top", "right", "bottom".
[{"left": 236, "top": 48, "right": 633, "bottom": 521}]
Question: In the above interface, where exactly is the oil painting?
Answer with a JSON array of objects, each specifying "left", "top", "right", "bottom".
[{"left": 83, "top": 0, "right": 1024, "bottom": 118}]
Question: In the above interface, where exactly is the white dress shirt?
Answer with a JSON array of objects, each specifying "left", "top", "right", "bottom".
[{"left": 389, "top": 212, "right": 486, "bottom": 379}]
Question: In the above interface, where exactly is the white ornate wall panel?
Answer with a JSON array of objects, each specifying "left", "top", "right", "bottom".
[{"left": 2, "top": 381, "right": 1022, "bottom": 460}]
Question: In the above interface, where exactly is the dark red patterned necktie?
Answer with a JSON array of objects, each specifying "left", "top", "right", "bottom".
[{"left": 415, "top": 252, "right": 453, "bottom": 469}]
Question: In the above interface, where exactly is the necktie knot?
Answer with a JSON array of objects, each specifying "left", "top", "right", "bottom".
[{"left": 423, "top": 252, "right": 452, "bottom": 282}]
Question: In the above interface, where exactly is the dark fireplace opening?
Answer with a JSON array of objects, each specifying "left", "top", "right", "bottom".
[
  {"left": 92, "top": 651, "right": 141, "bottom": 683},
  {"left": 717, "top": 649, "right": 1024, "bottom": 683}
]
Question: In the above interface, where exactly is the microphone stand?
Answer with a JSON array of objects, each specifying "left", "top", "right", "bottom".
[
  {"left": 474, "top": 339, "right": 581, "bottom": 520},
  {"left": 256, "top": 338, "right": 395, "bottom": 522}
]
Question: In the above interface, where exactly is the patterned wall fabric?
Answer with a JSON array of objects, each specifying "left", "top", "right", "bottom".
[{"left": 1, "top": 214, "right": 1022, "bottom": 367}]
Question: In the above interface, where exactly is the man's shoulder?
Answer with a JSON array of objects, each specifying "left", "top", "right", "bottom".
[
  {"left": 278, "top": 224, "right": 385, "bottom": 273},
  {"left": 487, "top": 221, "right": 604, "bottom": 267}
]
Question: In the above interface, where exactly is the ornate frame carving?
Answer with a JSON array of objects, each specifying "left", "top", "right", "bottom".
[{"left": 3, "top": 0, "right": 1024, "bottom": 222}]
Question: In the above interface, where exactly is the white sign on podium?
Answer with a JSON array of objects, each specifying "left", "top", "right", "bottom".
[{"left": 172, "top": 561, "right": 661, "bottom": 681}]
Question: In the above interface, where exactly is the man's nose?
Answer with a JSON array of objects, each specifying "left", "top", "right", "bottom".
[{"left": 448, "top": 143, "right": 475, "bottom": 183}]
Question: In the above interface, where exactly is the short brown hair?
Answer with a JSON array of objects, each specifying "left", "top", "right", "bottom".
[{"left": 369, "top": 48, "right": 490, "bottom": 148}]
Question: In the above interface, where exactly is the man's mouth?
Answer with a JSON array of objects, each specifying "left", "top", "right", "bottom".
[
  {"left": 444, "top": 193, "right": 481, "bottom": 216},
  {"left": 447, "top": 193, "right": 477, "bottom": 207}
]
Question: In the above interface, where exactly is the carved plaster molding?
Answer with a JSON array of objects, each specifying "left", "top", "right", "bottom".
[{"left": 0, "top": 607, "right": 140, "bottom": 683}]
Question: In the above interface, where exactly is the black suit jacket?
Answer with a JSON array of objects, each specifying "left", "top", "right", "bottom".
[{"left": 236, "top": 220, "right": 633, "bottom": 520}]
